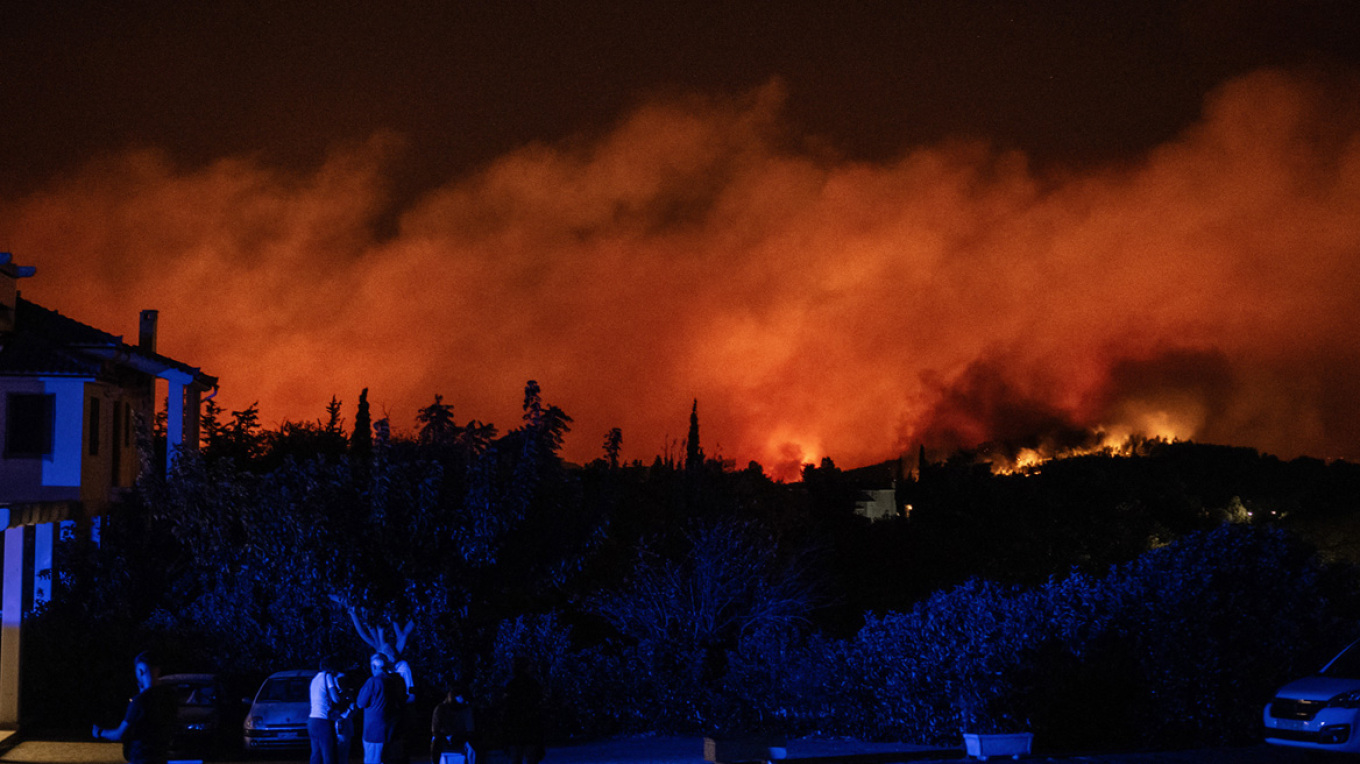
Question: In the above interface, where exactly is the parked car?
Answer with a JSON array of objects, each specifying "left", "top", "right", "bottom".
[
  {"left": 243, "top": 670, "right": 314, "bottom": 752},
  {"left": 1265, "top": 639, "right": 1360, "bottom": 752},
  {"left": 160, "top": 673, "right": 252, "bottom": 759}
]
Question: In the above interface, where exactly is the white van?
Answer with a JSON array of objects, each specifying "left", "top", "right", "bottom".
[{"left": 1265, "top": 640, "right": 1360, "bottom": 752}]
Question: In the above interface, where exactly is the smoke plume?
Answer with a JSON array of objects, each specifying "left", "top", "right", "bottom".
[{"left": 5, "top": 69, "right": 1359, "bottom": 478}]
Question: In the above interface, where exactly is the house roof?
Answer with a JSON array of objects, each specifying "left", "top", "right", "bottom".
[
  {"left": 0, "top": 331, "right": 104, "bottom": 376},
  {"left": 13, "top": 296, "right": 121, "bottom": 347},
  {"left": 0, "top": 296, "right": 216, "bottom": 387}
]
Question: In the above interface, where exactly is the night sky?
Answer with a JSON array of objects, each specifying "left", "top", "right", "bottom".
[{"left": 4, "top": 1, "right": 1360, "bottom": 476}]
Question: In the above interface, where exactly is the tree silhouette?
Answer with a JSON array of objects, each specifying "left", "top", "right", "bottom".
[
  {"left": 460, "top": 419, "right": 498, "bottom": 456},
  {"left": 199, "top": 398, "right": 224, "bottom": 451},
  {"left": 324, "top": 395, "right": 344, "bottom": 436},
  {"left": 417, "top": 394, "right": 459, "bottom": 446},
  {"left": 685, "top": 399, "right": 703, "bottom": 471},
  {"left": 352, "top": 387, "right": 372, "bottom": 459},
  {"left": 604, "top": 427, "right": 623, "bottom": 469},
  {"left": 199, "top": 401, "right": 265, "bottom": 465}
]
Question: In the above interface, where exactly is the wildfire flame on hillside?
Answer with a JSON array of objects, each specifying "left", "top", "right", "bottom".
[
  {"left": 4, "top": 69, "right": 1360, "bottom": 480},
  {"left": 963, "top": 433, "right": 1182, "bottom": 476}
]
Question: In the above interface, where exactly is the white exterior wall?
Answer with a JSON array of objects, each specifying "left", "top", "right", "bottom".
[
  {"left": 40, "top": 377, "right": 85, "bottom": 489},
  {"left": 0, "top": 376, "right": 87, "bottom": 504},
  {"left": 0, "top": 526, "right": 23, "bottom": 727},
  {"left": 854, "top": 488, "right": 899, "bottom": 521}
]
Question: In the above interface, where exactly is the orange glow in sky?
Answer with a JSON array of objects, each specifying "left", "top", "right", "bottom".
[{"left": 4, "top": 70, "right": 1360, "bottom": 478}]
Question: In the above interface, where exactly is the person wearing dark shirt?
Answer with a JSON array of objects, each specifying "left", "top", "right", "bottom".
[
  {"left": 356, "top": 653, "right": 407, "bottom": 764},
  {"left": 93, "top": 650, "right": 177, "bottom": 764},
  {"left": 430, "top": 689, "right": 476, "bottom": 764},
  {"left": 503, "top": 660, "right": 545, "bottom": 764}
]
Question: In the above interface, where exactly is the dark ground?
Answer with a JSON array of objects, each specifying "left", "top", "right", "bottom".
[{"left": 0, "top": 735, "right": 1330, "bottom": 764}]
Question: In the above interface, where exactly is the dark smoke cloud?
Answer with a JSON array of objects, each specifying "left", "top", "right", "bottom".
[
  {"left": 905, "top": 355, "right": 1089, "bottom": 455},
  {"left": 4, "top": 70, "right": 1360, "bottom": 478}
]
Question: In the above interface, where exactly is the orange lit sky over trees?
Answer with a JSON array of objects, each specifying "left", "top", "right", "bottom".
[{"left": 4, "top": 2, "right": 1360, "bottom": 477}]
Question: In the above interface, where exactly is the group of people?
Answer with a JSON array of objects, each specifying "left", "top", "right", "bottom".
[
  {"left": 315, "top": 653, "right": 545, "bottom": 764},
  {"left": 310, "top": 646, "right": 416, "bottom": 764},
  {"left": 93, "top": 647, "right": 542, "bottom": 764},
  {"left": 320, "top": 652, "right": 544, "bottom": 761}
]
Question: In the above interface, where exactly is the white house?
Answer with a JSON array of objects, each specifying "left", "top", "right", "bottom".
[{"left": 0, "top": 253, "right": 215, "bottom": 728}]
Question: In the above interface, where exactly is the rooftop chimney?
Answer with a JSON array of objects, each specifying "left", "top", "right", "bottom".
[
  {"left": 139, "top": 309, "right": 159, "bottom": 354},
  {"left": 1, "top": 253, "right": 37, "bottom": 334}
]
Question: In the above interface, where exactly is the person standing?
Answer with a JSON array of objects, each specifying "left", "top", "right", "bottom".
[
  {"left": 503, "top": 659, "right": 545, "bottom": 764},
  {"left": 430, "top": 689, "right": 476, "bottom": 764},
  {"left": 309, "top": 655, "right": 346, "bottom": 764},
  {"left": 380, "top": 642, "right": 416, "bottom": 705},
  {"left": 356, "top": 653, "right": 407, "bottom": 764},
  {"left": 335, "top": 666, "right": 360, "bottom": 761},
  {"left": 92, "top": 650, "right": 177, "bottom": 764},
  {"left": 380, "top": 641, "right": 418, "bottom": 761}
]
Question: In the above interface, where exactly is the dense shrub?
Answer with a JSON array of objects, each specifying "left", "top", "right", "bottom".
[
  {"left": 843, "top": 524, "right": 1360, "bottom": 750},
  {"left": 586, "top": 519, "right": 820, "bottom": 733},
  {"left": 27, "top": 409, "right": 1360, "bottom": 753},
  {"left": 472, "top": 613, "right": 613, "bottom": 740},
  {"left": 38, "top": 505, "right": 1360, "bottom": 749},
  {"left": 1097, "top": 524, "right": 1360, "bottom": 747},
  {"left": 721, "top": 626, "right": 845, "bottom": 736}
]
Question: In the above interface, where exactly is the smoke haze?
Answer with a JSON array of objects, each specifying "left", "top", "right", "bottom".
[{"left": 5, "top": 69, "right": 1359, "bottom": 478}]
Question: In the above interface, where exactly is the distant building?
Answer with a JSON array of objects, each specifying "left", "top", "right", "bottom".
[
  {"left": 0, "top": 253, "right": 215, "bottom": 728},
  {"left": 854, "top": 486, "right": 900, "bottom": 521}
]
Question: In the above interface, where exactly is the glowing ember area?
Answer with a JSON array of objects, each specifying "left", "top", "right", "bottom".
[
  {"left": 984, "top": 434, "right": 1179, "bottom": 476},
  {"left": 4, "top": 70, "right": 1360, "bottom": 479}
]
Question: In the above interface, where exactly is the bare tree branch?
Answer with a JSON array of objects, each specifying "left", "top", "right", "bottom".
[
  {"left": 392, "top": 619, "right": 415, "bottom": 654},
  {"left": 345, "top": 605, "right": 383, "bottom": 651}
]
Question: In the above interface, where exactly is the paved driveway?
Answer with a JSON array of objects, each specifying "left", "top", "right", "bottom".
[
  {"left": 881, "top": 746, "right": 1315, "bottom": 764},
  {"left": 0, "top": 737, "right": 1324, "bottom": 764}
]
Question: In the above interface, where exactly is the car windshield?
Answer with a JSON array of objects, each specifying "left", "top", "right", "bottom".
[
  {"left": 257, "top": 677, "right": 310, "bottom": 703},
  {"left": 1323, "top": 643, "right": 1360, "bottom": 678},
  {"left": 170, "top": 681, "right": 217, "bottom": 707}
]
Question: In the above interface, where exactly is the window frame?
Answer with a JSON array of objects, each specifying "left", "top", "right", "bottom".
[
  {"left": 4, "top": 392, "right": 56, "bottom": 458},
  {"left": 88, "top": 396, "right": 101, "bottom": 457}
]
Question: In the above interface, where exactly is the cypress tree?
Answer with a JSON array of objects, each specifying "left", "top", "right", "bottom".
[
  {"left": 352, "top": 388, "right": 372, "bottom": 459},
  {"left": 603, "top": 427, "right": 623, "bottom": 469},
  {"left": 685, "top": 399, "right": 704, "bottom": 471}
]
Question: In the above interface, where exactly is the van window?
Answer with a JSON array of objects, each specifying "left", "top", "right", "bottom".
[{"left": 1323, "top": 643, "right": 1360, "bottom": 679}]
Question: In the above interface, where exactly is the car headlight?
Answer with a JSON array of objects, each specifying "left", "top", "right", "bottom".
[
  {"left": 1331, "top": 691, "right": 1360, "bottom": 708},
  {"left": 245, "top": 716, "right": 262, "bottom": 729}
]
